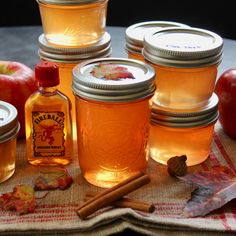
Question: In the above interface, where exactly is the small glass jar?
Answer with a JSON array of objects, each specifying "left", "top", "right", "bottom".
[
  {"left": 143, "top": 27, "right": 223, "bottom": 109},
  {"left": 125, "top": 21, "right": 189, "bottom": 61},
  {"left": 38, "top": 32, "right": 111, "bottom": 132},
  {"left": 37, "top": 0, "right": 108, "bottom": 47},
  {"left": 72, "top": 58, "right": 156, "bottom": 188},
  {"left": 149, "top": 93, "right": 219, "bottom": 166},
  {"left": 0, "top": 101, "right": 20, "bottom": 183}
]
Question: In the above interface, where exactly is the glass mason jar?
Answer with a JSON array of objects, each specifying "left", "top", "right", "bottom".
[
  {"left": 36, "top": 0, "right": 108, "bottom": 47},
  {"left": 38, "top": 32, "right": 111, "bottom": 135},
  {"left": 149, "top": 93, "right": 219, "bottom": 166},
  {"left": 72, "top": 58, "right": 156, "bottom": 188},
  {"left": 143, "top": 27, "right": 223, "bottom": 109},
  {"left": 0, "top": 101, "right": 20, "bottom": 183},
  {"left": 125, "top": 21, "right": 189, "bottom": 61}
]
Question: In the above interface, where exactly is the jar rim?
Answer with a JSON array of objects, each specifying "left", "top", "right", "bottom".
[
  {"left": 151, "top": 93, "right": 219, "bottom": 128},
  {"left": 38, "top": 33, "right": 112, "bottom": 63},
  {"left": 143, "top": 27, "right": 223, "bottom": 68},
  {"left": 72, "top": 57, "right": 156, "bottom": 102},
  {"left": 125, "top": 21, "right": 189, "bottom": 54}
]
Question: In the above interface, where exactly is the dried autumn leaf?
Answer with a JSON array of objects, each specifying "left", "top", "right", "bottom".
[
  {"left": 91, "top": 63, "right": 135, "bottom": 80},
  {"left": 0, "top": 185, "right": 36, "bottom": 215},
  {"left": 34, "top": 167, "right": 73, "bottom": 191},
  {"left": 178, "top": 166, "right": 236, "bottom": 217}
]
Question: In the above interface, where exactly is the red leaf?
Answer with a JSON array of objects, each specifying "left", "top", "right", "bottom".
[
  {"left": 0, "top": 185, "right": 36, "bottom": 215},
  {"left": 34, "top": 167, "right": 73, "bottom": 191},
  {"left": 91, "top": 63, "right": 135, "bottom": 80},
  {"left": 178, "top": 166, "right": 236, "bottom": 217}
]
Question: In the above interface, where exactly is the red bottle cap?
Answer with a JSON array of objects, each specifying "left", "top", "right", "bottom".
[{"left": 35, "top": 61, "right": 59, "bottom": 87}]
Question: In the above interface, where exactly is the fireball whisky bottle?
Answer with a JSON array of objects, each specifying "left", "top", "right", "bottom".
[{"left": 25, "top": 61, "right": 72, "bottom": 166}]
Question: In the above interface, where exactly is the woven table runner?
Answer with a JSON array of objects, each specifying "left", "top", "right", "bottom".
[{"left": 0, "top": 122, "right": 236, "bottom": 235}]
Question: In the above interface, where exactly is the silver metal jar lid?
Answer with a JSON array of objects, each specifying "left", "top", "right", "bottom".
[
  {"left": 151, "top": 93, "right": 219, "bottom": 128},
  {"left": 38, "top": 33, "right": 112, "bottom": 63},
  {"left": 125, "top": 21, "right": 189, "bottom": 55},
  {"left": 0, "top": 101, "right": 20, "bottom": 143},
  {"left": 37, "top": 0, "right": 104, "bottom": 5},
  {"left": 143, "top": 27, "right": 223, "bottom": 68},
  {"left": 72, "top": 58, "right": 156, "bottom": 102}
]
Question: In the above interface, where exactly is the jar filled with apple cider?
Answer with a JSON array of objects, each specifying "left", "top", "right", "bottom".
[
  {"left": 125, "top": 21, "right": 189, "bottom": 61},
  {"left": 36, "top": 0, "right": 108, "bottom": 47},
  {"left": 143, "top": 27, "right": 223, "bottom": 109},
  {"left": 0, "top": 101, "right": 20, "bottom": 183},
  {"left": 38, "top": 33, "right": 111, "bottom": 134},
  {"left": 72, "top": 58, "right": 156, "bottom": 188},
  {"left": 149, "top": 93, "right": 219, "bottom": 166}
]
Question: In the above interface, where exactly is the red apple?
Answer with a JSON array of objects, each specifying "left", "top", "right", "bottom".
[
  {"left": 0, "top": 61, "right": 37, "bottom": 138},
  {"left": 215, "top": 68, "right": 236, "bottom": 139}
]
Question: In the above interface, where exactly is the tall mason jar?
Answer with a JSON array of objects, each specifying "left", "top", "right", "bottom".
[{"left": 72, "top": 58, "right": 155, "bottom": 188}]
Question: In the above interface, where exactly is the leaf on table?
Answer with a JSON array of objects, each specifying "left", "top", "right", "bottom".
[
  {"left": 0, "top": 185, "right": 36, "bottom": 215},
  {"left": 178, "top": 166, "right": 236, "bottom": 217},
  {"left": 34, "top": 167, "right": 73, "bottom": 191}
]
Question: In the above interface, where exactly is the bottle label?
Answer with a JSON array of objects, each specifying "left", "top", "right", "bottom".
[{"left": 32, "top": 111, "right": 65, "bottom": 157}]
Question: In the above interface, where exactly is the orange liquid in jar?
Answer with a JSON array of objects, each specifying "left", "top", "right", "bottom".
[
  {"left": 151, "top": 63, "right": 218, "bottom": 109},
  {"left": 56, "top": 63, "right": 76, "bottom": 134},
  {"left": 149, "top": 123, "right": 215, "bottom": 166},
  {"left": 57, "top": 63, "right": 75, "bottom": 106},
  {"left": 127, "top": 51, "right": 145, "bottom": 62},
  {"left": 75, "top": 97, "right": 151, "bottom": 188},
  {"left": 38, "top": 0, "right": 108, "bottom": 46},
  {"left": 25, "top": 88, "right": 73, "bottom": 166},
  {"left": 0, "top": 139, "right": 16, "bottom": 183}
]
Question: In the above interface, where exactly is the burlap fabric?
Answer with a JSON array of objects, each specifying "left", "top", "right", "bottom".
[{"left": 0, "top": 122, "right": 236, "bottom": 235}]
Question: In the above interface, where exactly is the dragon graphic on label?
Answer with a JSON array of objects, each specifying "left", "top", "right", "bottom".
[{"left": 38, "top": 124, "right": 62, "bottom": 145}]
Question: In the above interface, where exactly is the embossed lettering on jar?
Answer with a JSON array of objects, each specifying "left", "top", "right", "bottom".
[
  {"left": 72, "top": 58, "right": 156, "bottom": 188},
  {"left": 143, "top": 27, "right": 223, "bottom": 109}
]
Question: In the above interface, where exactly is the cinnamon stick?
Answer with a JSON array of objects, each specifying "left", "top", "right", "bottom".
[
  {"left": 85, "top": 192, "right": 155, "bottom": 213},
  {"left": 76, "top": 172, "right": 150, "bottom": 219}
]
